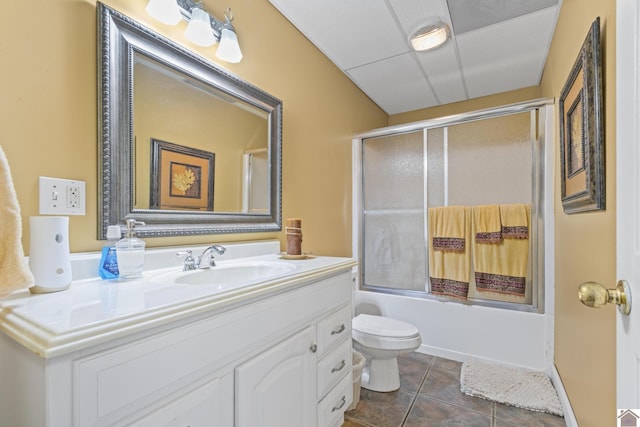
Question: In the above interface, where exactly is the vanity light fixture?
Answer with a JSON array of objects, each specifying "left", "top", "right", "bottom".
[
  {"left": 145, "top": 0, "right": 182, "bottom": 25},
  {"left": 145, "top": 0, "right": 243, "bottom": 63},
  {"left": 184, "top": 2, "right": 217, "bottom": 47},
  {"left": 410, "top": 22, "right": 450, "bottom": 52}
]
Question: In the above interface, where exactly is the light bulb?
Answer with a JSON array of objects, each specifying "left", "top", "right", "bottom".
[
  {"left": 145, "top": 0, "right": 182, "bottom": 26},
  {"left": 216, "top": 28, "right": 243, "bottom": 63},
  {"left": 184, "top": 7, "right": 216, "bottom": 47}
]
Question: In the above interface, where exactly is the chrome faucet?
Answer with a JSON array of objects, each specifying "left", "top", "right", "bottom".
[
  {"left": 197, "top": 245, "right": 227, "bottom": 269},
  {"left": 176, "top": 245, "right": 226, "bottom": 271}
]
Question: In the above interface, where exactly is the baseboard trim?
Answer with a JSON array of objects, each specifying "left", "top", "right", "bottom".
[
  {"left": 548, "top": 363, "right": 577, "bottom": 426},
  {"left": 416, "top": 344, "right": 544, "bottom": 370},
  {"left": 416, "top": 344, "right": 468, "bottom": 363}
]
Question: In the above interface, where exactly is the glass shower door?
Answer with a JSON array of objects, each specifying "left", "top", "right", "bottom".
[{"left": 361, "top": 130, "right": 427, "bottom": 293}]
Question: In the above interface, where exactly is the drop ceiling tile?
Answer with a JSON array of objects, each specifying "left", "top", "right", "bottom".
[
  {"left": 448, "top": 0, "right": 559, "bottom": 34},
  {"left": 463, "top": 52, "right": 542, "bottom": 98},
  {"left": 268, "top": 0, "right": 409, "bottom": 70},
  {"left": 415, "top": 43, "right": 467, "bottom": 104},
  {"left": 347, "top": 54, "right": 438, "bottom": 114},
  {"left": 456, "top": 6, "right": 558, "bottom": 98}
]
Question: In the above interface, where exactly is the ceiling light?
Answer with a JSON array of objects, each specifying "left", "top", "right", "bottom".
[
  {"left": 145, "top": 0, "right": 182, "bottom": 25},
  {"left": 410, "top": 23, "right": 450, "bottom": 52}
]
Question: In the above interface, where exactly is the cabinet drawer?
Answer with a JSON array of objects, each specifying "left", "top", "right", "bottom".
[
  {"left": 317, "top": 339, "right": 352, "bottom": 399},
  {"left": 317, "top": 373, "right": 352, "bottom": 427},
  {"left": 317, "top": 305, "right": 351, "bottom": 356}
]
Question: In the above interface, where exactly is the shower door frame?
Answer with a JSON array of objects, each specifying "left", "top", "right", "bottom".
[{"left": 352, "top": 98, "right": 555, "bottom": 314}]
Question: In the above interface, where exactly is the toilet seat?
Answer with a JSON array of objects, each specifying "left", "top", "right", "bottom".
[
  {"left": 352, "top": 314, "right": 421, "bottom": 351},
  {"left": 352, "top": 314, "right": 420, "bottom": 338}
]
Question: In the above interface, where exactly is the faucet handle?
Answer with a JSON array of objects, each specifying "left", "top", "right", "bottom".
[{"left": 176, "top": 250, "right": 196, "bottom": 271}]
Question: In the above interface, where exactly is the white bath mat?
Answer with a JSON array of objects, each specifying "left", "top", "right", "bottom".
[{"left": 460, "top": 359, "right": 564, "bottom": 417}]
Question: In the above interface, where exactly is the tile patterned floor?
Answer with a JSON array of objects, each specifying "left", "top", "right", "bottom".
[{"left": 342, "top": 352, "right": 567, "bottom": 427}]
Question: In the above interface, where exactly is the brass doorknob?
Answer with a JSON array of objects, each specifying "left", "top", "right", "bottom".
[{"left": 578, "top": 280, "right": 631, "bottom": 315}]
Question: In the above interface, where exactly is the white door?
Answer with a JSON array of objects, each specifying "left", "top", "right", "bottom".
[
  {"left": 242, "top": 149, "right": 269, "bottom": 213},
  {"left": 617, "top": 0, "right": 640, "bottom": 409}
]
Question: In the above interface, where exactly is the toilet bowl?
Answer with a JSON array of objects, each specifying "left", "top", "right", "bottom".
[{"left": 352, "top": 314, "right": 421, "bottom": 392}]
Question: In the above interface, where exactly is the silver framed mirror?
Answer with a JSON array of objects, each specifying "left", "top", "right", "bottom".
[{"left": 97, "top": 2, "right": 282, "bottom": 238}]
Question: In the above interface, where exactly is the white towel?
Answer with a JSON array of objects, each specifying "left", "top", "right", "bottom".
[{"left": 0, "top": 145, "right": 34, "bottom": 297}]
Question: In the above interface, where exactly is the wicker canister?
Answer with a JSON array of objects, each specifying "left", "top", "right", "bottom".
[{"left": 286, "top": 218, "right": 302, "bottom": 255}]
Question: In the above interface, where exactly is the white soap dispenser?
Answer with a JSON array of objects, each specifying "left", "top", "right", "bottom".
[{"left": 115, "top": 219, "right": 146, "bottom": 280}]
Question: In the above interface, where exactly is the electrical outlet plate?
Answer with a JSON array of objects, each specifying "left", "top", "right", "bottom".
[{"left": 39, "top": 176, "right": 86, "bottom": 215}]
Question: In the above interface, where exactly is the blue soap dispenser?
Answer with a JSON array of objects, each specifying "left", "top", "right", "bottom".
[{"left": 98, "top": 225, "right": 122, "bottom": 279}]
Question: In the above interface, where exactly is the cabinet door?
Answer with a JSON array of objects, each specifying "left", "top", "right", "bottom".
[
  {"left": 236, "top": 326, "right": 316, "bottom": 427},
  {"left": 130, "top": 373, "right": 233, "bottom": 427}
]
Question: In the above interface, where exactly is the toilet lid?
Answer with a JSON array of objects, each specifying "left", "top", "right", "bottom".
[{"left": 352, "top": 314, "right": 420, "bottom": 338}]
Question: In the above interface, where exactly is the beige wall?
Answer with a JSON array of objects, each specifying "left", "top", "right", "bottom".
[
  {"left": 0, "top": 0, "right": 387, "bottom": 255},
  {"left": 540, "top": 1, "right": 617, "bottom": 426}
]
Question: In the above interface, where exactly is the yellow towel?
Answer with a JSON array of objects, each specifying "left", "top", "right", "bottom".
[
  {"left": 500, "top": 204, "right": 529, "bottom": 239},
  {"left": 428, "top": 206, "right": 471, "bottom": 299},
  {"left": 0, "top": 145, "right": 34, "bottom": 298},
  {"left": 472, "top": 205, "right": 502, "bottom": 244},
  {"left": 472, "top": 204, "right": 530, "bottom": 296},
  {"left": 430, "top": 206, "right": 467, "bottom": 252}
]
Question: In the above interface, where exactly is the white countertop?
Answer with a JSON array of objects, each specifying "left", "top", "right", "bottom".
[{"left": 0, "top": 241, "right": 356, "bottom": 358}]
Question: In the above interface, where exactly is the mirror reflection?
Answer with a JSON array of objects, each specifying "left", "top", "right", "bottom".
[
  {"left": 133, "top": 54, "right": 269, "bottom": 213},
  {"left": 97, "top": 2, "right": 282, "bottom": 238}
]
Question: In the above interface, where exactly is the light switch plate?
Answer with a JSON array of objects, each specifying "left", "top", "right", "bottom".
[{"left": 39, "top": 176, "right": 86, "bottom": 215}]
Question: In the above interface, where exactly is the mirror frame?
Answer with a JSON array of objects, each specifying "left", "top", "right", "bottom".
[{"left": 97, "top": 2, "right": 282, "bottom": 239}]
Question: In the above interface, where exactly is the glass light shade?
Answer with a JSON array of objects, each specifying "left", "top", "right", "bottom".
[
  {"left": 184, "top": 7, "right": 217, "bottom": 47},
  {"left": 216, "top": 28, "right": 243, "bottom": 63},
  {"left": 145, "top": 0, "right": 182, "bottom": 26},
  {"left": 410, "top": 24, "right": 449, "bottom": 51}
]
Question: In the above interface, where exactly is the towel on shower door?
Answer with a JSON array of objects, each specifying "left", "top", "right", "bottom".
[
  {"left": 472, "top": 204, "right": 530, "bottom": 296},
  {"left": 472, "top": 205, "right": 502, "bottom": 244},
  {"left": 430, "top": 205, "right": 467, "bottom": 252},
  {"left": 428, "top": 206, "right": 471, "bottom": 299},
  {"left": 0, "top": 145, "right": 34, "bottom": 298},
  {"left": 500, "top": 203, "right": 530, "bottom": 239}
]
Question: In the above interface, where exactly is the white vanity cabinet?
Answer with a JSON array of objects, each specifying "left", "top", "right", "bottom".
[{"left": 0, "top": 258, "right": 355, "bottom": 427}]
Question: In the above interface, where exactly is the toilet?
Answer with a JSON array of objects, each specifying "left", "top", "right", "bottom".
[{"left": 351, "top": 314, "right": 422, "bottom": 392}]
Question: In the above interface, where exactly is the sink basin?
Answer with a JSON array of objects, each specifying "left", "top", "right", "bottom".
[{"left": 150, "top": 260, "right": 297, "bottom": 289}]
